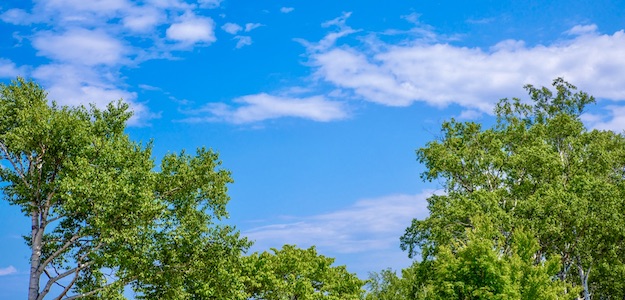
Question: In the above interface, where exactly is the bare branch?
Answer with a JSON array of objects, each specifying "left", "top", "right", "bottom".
[
  {"left": 53, "top": 268, "right": 80, "bottom": 300},
  {"left": 44, "top": 269, "right": 69, "bottom": 290},
  {"left": 0, "top": 142, "right": 31, "bottom": 187},
  {"left": 38, "top": 261, "right": 94, "bottom": 300},
  {"left": 61, "top": 275, "right": 139, "bottom": 300},
  {"left": 38, "top": 234, "right": 82, "bottom": 274}
]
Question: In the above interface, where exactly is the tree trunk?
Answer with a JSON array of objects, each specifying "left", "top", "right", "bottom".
[
  {"left": 577, "top": 260, "right": 591, "bottom": 300},
  {"left": 28, "top": 208, "right": 42, "bottom": 300}
]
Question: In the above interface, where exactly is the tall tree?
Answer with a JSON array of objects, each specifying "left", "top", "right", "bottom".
[
  {"left": 400, "top": 78, "right": 625, "bottom": 299},
  {"left": 0, "top": 78, "right": 250, "bottom": 299}
]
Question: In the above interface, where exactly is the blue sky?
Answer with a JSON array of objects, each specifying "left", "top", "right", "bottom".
[{"left": 2, "top": 0, "right": 625, "bottom": 298}]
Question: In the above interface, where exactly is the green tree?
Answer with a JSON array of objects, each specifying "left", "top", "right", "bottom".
[
  {"left": 366, "top": 219, "right": 572, "bottom": 300},
  {"left": 0, "top": 78, "right": 250, "bottom": 299},
  {"left": 413, "top": 217, "right": 572, "bottom": 300},
  {"left": 400, "top": 78, "right": 625, "bottom": 299},
  {"left": 364, "top": 268, "right": 410, "bottom": 300},
  {"left": 242, "top": 245, "right": 364, "bottom": 300}
]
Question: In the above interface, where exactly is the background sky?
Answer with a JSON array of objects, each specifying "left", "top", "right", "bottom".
[{"left": 2, "top": 0, "right": 625, "bottom": 298}]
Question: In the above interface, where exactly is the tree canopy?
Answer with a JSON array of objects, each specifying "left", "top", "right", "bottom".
[
  {"left": 0, "top": 78, "right": 250, "bottom": 299},
  {"left": 398, "top": 78, "right": 625, "bottom": 299},
  {"left": 242, "top": 245, "right": 364, "bottom": 300}
]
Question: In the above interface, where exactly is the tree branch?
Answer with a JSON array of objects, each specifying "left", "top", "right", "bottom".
[
  {"left": 53, "top": 268, "right": 81, "bottom": 300},
  {"left": 61, "top": 274, "right": 139, "bottom": 300},
  {"left": 38, "top": 261, "right": 94, "bottom": 300},
  {"left": 38, "top": 234, "right": 82, "bottom": 274},
  {"left": 0, "top": 142, "right": 31, "bottom": 187}
]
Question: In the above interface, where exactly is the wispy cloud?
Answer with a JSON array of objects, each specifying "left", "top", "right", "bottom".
[
  {"left": 0, "top": 266, "right": 17, "bottom": 276},
  {"left": 221, "top": 22, "right": 243, "bottom": 34},
  {"left": 301, "top": 14, "right": 625, "bottom": 129},
  {"left": 0, "top": 0, "right": 221, "bottom": 124},
  {"left": 183, "top": 93, "right": 348, "bottom": 124},
  {"left": 0, "top": 59, "right": 25, "bottom": 78},
  {"left": 306, "top": 12, "right": 359, "bottom": 52},
  {"left": 233, "top": 35, "right": 252, "bottom": 48},
  {"left": 166, "top": 13, "right": 216, "bottom": 46},
  {"left": 33, "top": 29, "right": 127, "bottom": 66},
  {"left": 244, "top": 23, "right": 263, "bottom": 32},
  {"left": 221, "top": 22, "right": 262, "bottom": 48},
  {"left": 122, "top": 6, "right": 163, "bottom": 33},
  {"left": 466, "top": 17, "right": 496, "bottom": 25},
  {"left": 197, "top": 0, "right": 223, "bottom": 9},
  {"left": 280, "top": 7, "right": 295, "bottom": 14},
  {"left": 244, "top": 192, "right": 432, "bottom": 254},
  {"left": 0, "top": 8, "right": 34, "bottom": 25},
  {"left": 582, "top": 106, "right": 625, "bottom": 132}
]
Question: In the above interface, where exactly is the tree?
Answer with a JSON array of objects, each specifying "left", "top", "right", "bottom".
[
  {"left": 242, "top": 245, "right": 364, "bottom": 300},
  {"left": 414, "top": 218, "right": 573, "bottom": 299},
  {"left": 363, "top": 268, "right": 410, "bottom": 300},
  {"left": 366, "top": 219, "right": 573, "bottom": 300},
  {"left": 0, "top": 78, "right": 250, "bottom": 299},
  {"left": 400, "top": 78, "right": 625, "bottom": 299}
]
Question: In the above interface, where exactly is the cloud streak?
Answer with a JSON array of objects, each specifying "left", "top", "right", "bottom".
[
  {"left": 244, "top": 192, "right": 431, "bottom": 254},
  {"left": 0, "top": 266, "right": 17, "bottom": 276},
  {"left": 183, "top": 93, "right": 348, "bottom": 124}
]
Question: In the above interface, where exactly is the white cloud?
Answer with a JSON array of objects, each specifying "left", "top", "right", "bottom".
[
  {"left": 280, "top": 7, "right": 294, "bottom": 13},
  {"left": 566, "top": 24, "right": 598, "bottom": 36},
  {"left": 37, "top": 0, "right": 131, "bottom": 26},
  {"left": 297, "top": 12, "right": 358, "bottom": 53},
  {"left": 197, "top": 0, "right": 222, "bottom": 9},
  {"left": 222, "top": 23, "right": 261, "bottom": 47},
  {"left": 221, "top": 22, "right": 242, "bottom": 34},
  {"left": 0, "top": 0, "right": 222, "bottom": 125},
  {"left": 466, "top": 17, "right": 496, "bottom": 25},
  {"left": 31, "top": 64, "right": 133, "bottom": 106},
  {"left": 244, "top": 192, "right": 431, "bottom": 254},
  {"left": 184, "top": 93, "right": 348, "bottom": 123},
  {"left": 0, "top": 8, "right": 34, "bottom": 25},
  {"left": 0, "top": 59, "right": 25, "bottom": 78},
  {"left": 305, "top": 18, "right": 625, "bottom": 115},
  {"left": 166, "top": 14, "right": 216, "bottom": 45},
  {"left": 138, "top": 84, "right": 161, "bottom": 91},
  {"left": 401, "top": 12, "right": 422, "bottom": 25},
  {"left": 582, "top": 105, "right": 625, "bottom": 132},
  {"left": 244, "top": 22, "right": 262, "bottom": 32},
  {"left": 122, "top": 6, "right": 162, "bottom": 32},
  {"left": 42, "top": 0, "right": 129, "bottom": 14},
  {"left": 33, "top": 29, "right": 127, "bottom": 66},
  {"left": 233, "top": 35, "right": 252, "bottom": 48},
  {"left": 0, "top": 266, "right": 17, "bottom": 276},
  {"left": 457, "top": 109, "right": 483, "bottom": 120},
  {"left": 149, "top": 0, "right": 194, "bottom": 10},
  {"left": 31, "top": 64, "right": 155, "bottom": 125}
]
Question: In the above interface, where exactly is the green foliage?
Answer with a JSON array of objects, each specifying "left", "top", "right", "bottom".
[
  {"left": 416, "top": 218, "right": 573, "bottom": 300},
  {"left": 243, "top": 245, "right": 365, "bottom": 300},
  {"left": 400, "top": 78, "right": 625, "bottom": 299},
  {"left": 364, "top": 268, "right": 410, "bottom": 300},
  {"left": 367, "top": 219, "right": 574, "bottom": 300},
  {"left": 0, "top": 78, "right": 250, "bottom": 299}
]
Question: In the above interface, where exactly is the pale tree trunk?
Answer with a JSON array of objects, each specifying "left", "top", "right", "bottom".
[
  {"left": 28, "top": 207, "right": 42, "bottom": 300},
  {"left": 576, "top": 256, "right": 591, "bottom": 300}
]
